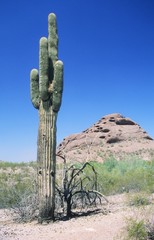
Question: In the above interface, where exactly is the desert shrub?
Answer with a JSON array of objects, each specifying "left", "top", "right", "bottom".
[
  {"left": 124, "top": 218, "right": 148, "bottom": 240},
  {"left": 0, "top": 161, "right": 38, "bottom": 222},
  {"left": 11, "top": 187, "right": 38, "bottom": 222},
  {"left": 128, "top": 192, "right": 150, "bottom": 207},
  {"left": 83, "top": 158, "right": 154, "bottom": 195},
  {"left": 0, "top": 179, "right": 34, "bottom": 208},
  {"left": 120, "top": 214, "right": 154, "bottom": 240},
  {"left": 102, "top": 157, "right": 118, "bottom": 172},
  {"left": 0, "top": 162, "right": 37, "bottom": 209},
  {"left": 55, "top": 162, "right": 106, "bottom": 217}
]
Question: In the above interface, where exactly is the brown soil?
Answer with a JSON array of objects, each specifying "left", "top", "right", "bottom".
[{"left": 1, "top": 194, "right": 153, "bottom": 240}]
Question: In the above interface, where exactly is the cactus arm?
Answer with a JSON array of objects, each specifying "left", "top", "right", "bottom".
[
  {"left": 39, "top": 37, "right": 49, "bottom": 101},
  {"left": 30, "top": 69, "right": 40, "bottom": 109},
  {"left": 48, "top": 13, "right": 58, "bottom": 63},
  {"left": 52, "top": 60, "right": 64, "bottom": 112}
]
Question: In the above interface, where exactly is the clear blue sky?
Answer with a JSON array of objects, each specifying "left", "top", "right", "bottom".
[{"left": 0, "top": 0, "right": 154, "bottom": 162}]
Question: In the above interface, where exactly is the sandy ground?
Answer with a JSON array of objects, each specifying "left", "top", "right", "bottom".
[{"left": 0, "top": 194, "right": 134, "bottom": 240}]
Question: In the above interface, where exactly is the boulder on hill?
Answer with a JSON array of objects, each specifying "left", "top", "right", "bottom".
[{"left": 57, "top": 113, "right": 154, "bottom": 163}]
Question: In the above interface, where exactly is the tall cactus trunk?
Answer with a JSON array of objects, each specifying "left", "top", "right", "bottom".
[
  {"left": 30, "top": 13, "right": 63, "bottom": 222},
  {"left": 37, "top": 103, "right": 57, "bottom": 220}
]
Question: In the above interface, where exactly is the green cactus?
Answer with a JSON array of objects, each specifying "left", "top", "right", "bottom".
[{"left": 30, "top": 13, "right": 63, "bottom": 221}]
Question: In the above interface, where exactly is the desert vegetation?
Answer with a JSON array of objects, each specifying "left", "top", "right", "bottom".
[
  {"left": 84, "top": 157, "right": 154, "bottom": 195},
  {"left": 0, "top": 157, "right": 154, "bottom": 239},
  {"left": 118, "top": 201, "right": 154, "bottom": 240},
  {"left": 1, "top": 157, "right": 154, "bottom": 213},
  {"left": 55, "top": 161, "right": 108, "bottom": 218},
  {"left": 0, "top": 161, "right": 37, "bottom": 222},
  {"left": 1, "top": 158, "right": 154, "bottom": 206},
  {"left": 119, "top": 217, "right": 154, "bottom": 240}
]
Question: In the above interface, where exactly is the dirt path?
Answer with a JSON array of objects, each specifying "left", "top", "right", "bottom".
[{"left": 0, "top": 194, "right": 136, "bottom": 240}]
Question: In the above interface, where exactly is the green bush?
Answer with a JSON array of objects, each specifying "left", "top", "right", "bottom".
[
  {"left": 127, "top": 192, "right": 150, "bottom": 207},
  {"left": 84, "top": 158, "right": 154, "bottom": 195},
  {"left": 121, "top": 215, "right": 154, "bottom": 240},
  {"left": 125, "top": 218, "right": 148, "bottom": 240},
  {"left": 102, "top": 157, "right": 118, "bottom": 172},
  {"left": 0, "top": 162, "right": 37, "bottom": 209}
]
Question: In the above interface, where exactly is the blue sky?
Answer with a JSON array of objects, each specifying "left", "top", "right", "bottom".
[{"left": 0, "top": 0, "right": 154, "bottom": 162}]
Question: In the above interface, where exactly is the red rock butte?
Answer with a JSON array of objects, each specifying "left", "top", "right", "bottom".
[{"left": 57, "top": 113, "right": 154, "bottom": 163}]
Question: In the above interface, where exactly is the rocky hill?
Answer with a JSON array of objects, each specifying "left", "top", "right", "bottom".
[{"left": 57, "top": 113, "right": 154, "bottom": 163}]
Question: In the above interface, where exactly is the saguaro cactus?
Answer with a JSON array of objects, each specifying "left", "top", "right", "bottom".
[{"left": 30, "top": 13, "right": 63, "bottom": 221}]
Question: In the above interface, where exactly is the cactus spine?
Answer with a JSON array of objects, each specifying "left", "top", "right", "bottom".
[{"left": 30, "top": 13, "right": 63, "bottom": 221}]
